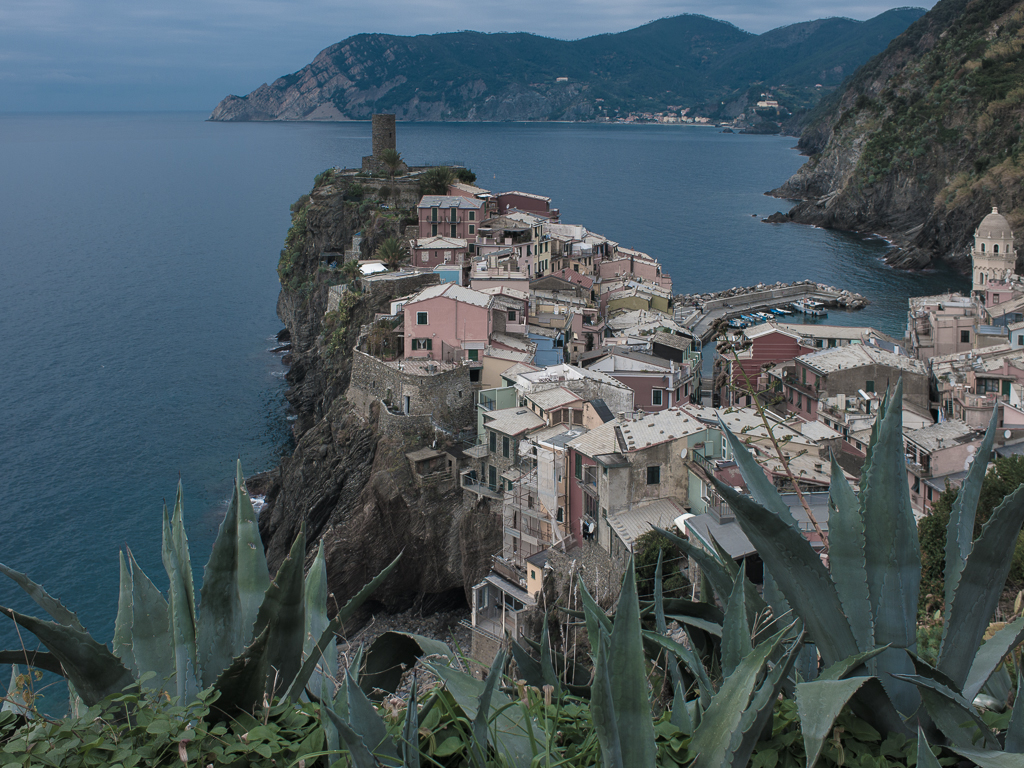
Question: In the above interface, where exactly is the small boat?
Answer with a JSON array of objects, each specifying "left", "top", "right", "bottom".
[{"left": 793, "top": 299, "right": 828, "bottom": 317}]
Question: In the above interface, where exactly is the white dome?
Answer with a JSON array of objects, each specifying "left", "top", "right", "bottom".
[{"left": 977, "top": 207, "right": 1013, "bottom": 241}]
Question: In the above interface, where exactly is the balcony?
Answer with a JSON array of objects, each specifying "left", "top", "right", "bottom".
[
  {"left": 461, "top": 469, "right": 503, "bottom": 499},
  {"left": 905, "top": 458, "right": 932, "bottom": 479}
]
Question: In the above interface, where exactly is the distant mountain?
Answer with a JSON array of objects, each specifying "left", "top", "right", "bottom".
[
  {"left": 770, "top": 0, "right": 1024, "bottom": 271},
  {"left": 210, "top": 10, "right": 925, "bottom": 123}
]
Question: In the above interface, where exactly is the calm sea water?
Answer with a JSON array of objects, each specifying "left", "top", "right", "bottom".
[{"left": 0, "top": 113, "right": 966, "bottom": 697}]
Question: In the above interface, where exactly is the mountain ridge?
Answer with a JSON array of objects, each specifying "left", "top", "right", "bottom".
[{"left": 209, "top": 9, "right": 925, "bottom": 123}]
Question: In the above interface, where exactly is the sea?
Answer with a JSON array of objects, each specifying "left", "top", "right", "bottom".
[{"left": 0, "top": 113, "right": 966, "bottom": 705}]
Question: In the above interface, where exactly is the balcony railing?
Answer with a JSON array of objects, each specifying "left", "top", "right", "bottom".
[{"left": 905, "top": 458, "right": 932, "bottom": 479}]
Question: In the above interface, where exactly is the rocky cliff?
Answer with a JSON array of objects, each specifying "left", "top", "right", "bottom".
[
  {"left": 210, "top": 11, "right": 924, "bottom": 124},
  {"left": 768, "top": 0, "right": 1024, "bottom": 271},
  {"left": 256, "top": 170, "right": 501, "bottom": 618}
]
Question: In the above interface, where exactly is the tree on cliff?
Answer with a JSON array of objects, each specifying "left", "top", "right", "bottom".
[
  {"left": 379, "top": 148, "right": 403, "bottom": 203},
  {"left": 375, "top": 237, "right": 409, "bottom": 271}
]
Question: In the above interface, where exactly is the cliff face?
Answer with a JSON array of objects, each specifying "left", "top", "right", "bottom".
[
  {"left": 209, "top": 11, "right": 923, "bottom": 123},
  {"left": 770, "top": 0, "right": 1024, "bottom": 271},
  {"left": 257, "top": 171, "right": 501, "bottom": 616}
]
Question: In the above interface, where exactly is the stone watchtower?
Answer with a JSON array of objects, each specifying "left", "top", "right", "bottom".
[
  {"left": 972, "top": 207, "right": 1017, "bottom": 298},
  {"left": 362, "top": 114, "right": 397, "bottom": 173}
]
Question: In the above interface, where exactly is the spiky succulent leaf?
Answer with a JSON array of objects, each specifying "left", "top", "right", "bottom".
[
  {"left": 539, "top": 617, "right": 562, "bottom": 698},
  {"left": 711, "top": 478, "right": 859, "bottom": 667},
  {"left": 857, "top": 381, "right": 921, "bottom": 715},
  {"left": 719, "top": 417, "right": 801, "bottom": 532},
  {"left": 472, "top": 648, "right": 506, "bottom": 764},
  {"left": 250, "top": 524, "right": 306, "bottom": 701},
  {"left": 112, "top": 551, "right": 134, "bottom": 671},
  {"left": 324, "top": 706, "right": 378, "bottom": 768},
  {"left": 948, "top": 747, "right": 1024, "bottom": 767},
  {"left": 727, "top": 625, "right": 804, "bottom": 768},
  {"left": 346, "top": 670, "right": 397, "bottom": 761},
  {"left": 578, "top": 573, "right": 613, "bottom": 654},
  {"left": 687, "top": 623, "right": 792, "bottom": 767},
  {"left": 827, "top": 455, "right": 873, "bottom": 653},
  {"left": 916, "top": 726, "right": 943, "bottom": 768},
  {"left": 210, "top": 626, "right": 270, "bottom": 715},
  {"left": 721, "top": 560, "right": 751, "bottom": 679},
  {"left": 287, "top": 551, "right": 402, "bottom": 702},
  {"left": 671, "top": 681, "right": 692, "bottom": 735},
  {"left": 962, "top": 616, "right": 1024, "bottom": 702},
  {"left": 655, "top": 552, "right": 686, "bottom": 701},
  {"left": 361, "top": 631, "right": 454, "bottom": 700},
  {"left": 0, "top": 563, "right": 85, "bottom": 633},
  {"left": 0, "top": 651, "right": 61, "bottom": 676},
  {"left": 197, "top": 461, "right": 270, "bottom": 685},
  {"left": 592, "top": 630, "right": 625, "bottom": 768},
  {"left": 2, "top": 665, "right": 19, "bottom": 715},
  {"left": 643, "top": 631, "right": 714, "bottom": 706},
  {"left": 655, "top": 526, "right": 735, "bottom": 606},
  {"left": 1007, "top": 667, "right": 1024, "bottom": 753},
  {"left": 510, "top": 639, "right": 545, "bottom": 689},
  {"left": 817, "top": 646, "right": 890, "bottom": 681},
  {"left": 303, "top": 541, "right": 335, "bottom": 704},
  {"left": 0, "top": 607, "right": 134, "bottom": 706},
  {"left": 939, "top": 483, "right": 1024, "bottom": 691},
  {"left": 796, "top": 677, "right": 870, "bottom": 768},
  {"left": 127, "top": 549, "right": 175, "bottom": 694},
  {"left": 945, "top": 406, "right": 998, "bottom": 610},
  {"left": 896, "top": 673, "right": 999, "bottom": 749},
  {"left": 161, "top": 497, "right": 199, "bottom": 704},
  {"left": 401, "top": 674, "right": 421, "bottom": 768}
]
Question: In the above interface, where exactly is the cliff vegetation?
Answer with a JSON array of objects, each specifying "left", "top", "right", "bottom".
[{"left": 771, "top": 0, "right": 1024, "bottom": 271}]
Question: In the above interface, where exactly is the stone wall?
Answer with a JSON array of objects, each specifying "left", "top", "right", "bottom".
[
  {"left": 372, "top": 114, "right": 396, "bottom": 157},
  {"left": 349, "top": 350, "right": 477, "bottom": 434}
]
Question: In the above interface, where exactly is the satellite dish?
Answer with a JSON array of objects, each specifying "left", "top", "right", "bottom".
[{"left": 1006, "top": 430, "right": 1013, "bottom": 439}]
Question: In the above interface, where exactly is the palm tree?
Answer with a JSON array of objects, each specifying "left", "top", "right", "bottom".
[
  {"left": 375, "top": 237, "right": 408, "bottom": 271},
  {"left": 379, "top": 148, "right": 403, "bottom": 204},
  {"left": 341, "top": 258, "right": 362, "bottom": 290},
  {"left": 419, "top": 166, "right": 457, "bottom": 196}
]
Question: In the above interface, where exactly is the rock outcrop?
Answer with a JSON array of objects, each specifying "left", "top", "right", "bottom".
[
  {"left": 768, "top": 0, "right": 1024, "bottom": 272},
  {"left": 256, "top": 170, "right": 501, "bottom": 620}
]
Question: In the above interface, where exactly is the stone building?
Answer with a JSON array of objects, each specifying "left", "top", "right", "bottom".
[
  {"left": 361, "top": 114, "right": 398, "bottom": 173},
  {"left": 972, "top": 207, "right": 1017, "bottom": 300}
]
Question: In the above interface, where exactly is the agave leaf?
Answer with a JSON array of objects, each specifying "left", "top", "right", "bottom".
[
  {"left": 251, "top": 524, "right": 307, "bottom": 701},
  {"left": 948, "top": 747, "right": 1024, "bottom": 767},
  {"left": 671, "top": 680, "right": 692, "bottom": 735},
  {"left": 827, "top": 455, "right": 873, "bottom": 653},
  {"left": 817, "top": 646, "right": 890, "bottom": 681},
  {"left": 510, "top": 639, "right": 545, "bottom": 689},
  {"left": 0, "top": 651, "right": 62, "bottom": 676},
  {"left": 1006, "top": 666, "right": 1024, "bottom": 753},
  {"left": 197, "top": 461, "right": 270, "bottom": 685},
  {"left": 761, "top": 569, "right": 791, "bottom": 641},
  {"left": 211, "top": 626, "right": 270, "bottom": 716},
  {"left": 430, "top": 662, "right": 534, "bottom": 766},
  {"left": 401, "top": 674, "right": 421, "bottom": 768},
  {"left": 727, "top": 624, "right": 804, "bottom": 768},
  {"left": 858, "top": 381, "right": 921, "bottom": 715},
  {"left": 324, "top": 706, "right": 378, "bottom": 768},
  {"left": 604, "top": 561, "right": 657, "bottom": 766},
  {"left": 688, "top": 622, "right": 792, "bottom": 767},
  {"left": 539, "top": 618, "right": 562, "bottom": 698},
  {"left": 711, "top": 477, "right": 859, "bottom": 667},
  {"left": 654, "top": 526, "right": 735, "bottom": 606},
  {"left": 0, "top": 607, "right": 134, "bottom": 706},
  {"left": 962, "top": 616, "right": 1024, "bottom": 702},
  {"left": 127, "top": 549, "right": 175, "bottom": 694},
  {"left": 916, "top": 726, "right": 943, "bottom": 768},
  {"left": 721, "top": 560, "right": 751, "bottom": 679},
  {"left": 895, "top": 673, "right": 999, "bottom": 749},
  {"left": 666, "top": 615, "right": 723, "bottom": 637},
  {"left": 655, "top": 552, "right": 686, "bottom": 701},
  {"left": 0, "top": 563, "right": 86, "bottom": 633},
  {"left": 578, "top": 574, "right": 613, "bottom": 653},
  {"left": 472, "top": 648, "right": 506, "bottom": 764},
  {"left": 940, "top": 483, "right": 1024, "bottom": 691},
  {"left": 286, "top": 551, "right": 402, "bottom": 702},
  {"left": 658, "top": 599, "right": 725, "bottom": 626},
  {"left": 982, "top": 663, "right": 1014, "bottom": 704},
  {"left": 161, "top": 498, "right": 199, "bottom": 704},
  {"left": 642, "top": 631, "right": 714, "bottom": 706},
  {"left": 112, "top": 551, "right": 134, "bottom": 672},
  {"left": 945, "top": 406, "right": 998, "bottom": 611},
  {"left": 796, "top": 677, "right": 870, "bottom": 768},
  {"left": 346, "top": 670, "right": 397, "bottom": 761},
  {"left": 361, "top": 631, "right": 454, "bottom": 700},
  {"left": 2, "top": 665, "right": 19, "bottom": 715},
  {"left": 303, "top": 541, "right": 336, "bottom": 704},
  {"left": 592, "top": 629, "right": 624, "bottom": 768},
  {"left": 719, "top": 417, "right": 802, "bottom": 532}
]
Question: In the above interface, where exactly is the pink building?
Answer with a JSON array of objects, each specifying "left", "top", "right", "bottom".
[
  {"left": 402, "top": 283, "right": 496, "bottom": 360},
  {"left": 586, "top": 350, "right": 692, "bottom": 410},
  {"left": 417, "top": 196, "right": 485, "bottom": 241},
  {"left": 496, "top": 191, "right": 559, "bottom": 220},
  {"left": 410, "top": 236, "right": 468, "bottom": 270}
]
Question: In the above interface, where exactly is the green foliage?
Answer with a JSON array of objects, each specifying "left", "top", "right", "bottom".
[
  {"left": 919, "top": 455, "right": 1024, "bottom": 608},
  {"left": 454, "top": 168, "right": 476, "bottom": 185},
  {"left": 324, "top": 290, "right": 361, "bottom": 358},
  {"left": 418, "top": 166, "right": 457, "bottom": 196},
  {"left": 374, "top": 237, "right": 408, "bottom": 271},
  {"left": 634, "top": 530, "right": 689, "bottom": 601},
  {"left": 278, "top": 201, "right": 309, "bottom": 286}
]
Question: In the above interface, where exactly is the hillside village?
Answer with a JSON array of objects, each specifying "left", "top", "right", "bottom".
[{"left": 318, "top": 120, "right": 1024, "bottom": 663}]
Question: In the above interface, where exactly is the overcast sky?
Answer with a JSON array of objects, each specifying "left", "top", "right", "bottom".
[{"left": 0, "top": 0, "right": 935, "bottom": 113}]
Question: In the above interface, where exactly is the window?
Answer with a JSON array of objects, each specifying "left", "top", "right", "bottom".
[
  {"left": 469, "top": 225, "right": 475, "bottom": 235},
  {"left": 575, "top": 453, "right": 583, "bottom": 480},
  {"left": 865, "top": 380, "right": 874, "bottom": 393},
  {"left": 469, "top": 368, "right": 481, "bottom": 382},
  {"left": 508, "top": 309, "right": 516, "bottom": 322},
  {"left": 652, "top": 389, "right": 663, "bottom": 406},
  {"left": 489, "top": 431, "right": 496, "bottom": 452},
  {"left": 556, "top": 507, "right": 564, "bottom": 522},
  {"left": 602, "top": 467, "right": 607, "bottom": 476},
  {"left": 469, "top": 211, "right": 475, "bottom": 221},
  {"left": 995, "top": 244, "right": 1000, "bottom": 254},
  {"left": 416, "top": 311, "right": 428, "bottom": 325},
  {"left": 961, "top": 329, "right": 971, "bottom": 343},
  {"left": 468, "top": 349, "right": 478, "bottom": 361},
  {"left": 411, "top": 338, "right": 432, "bottom": 351},
  {"left": 502, "top": 436, "right": 510, "bottom": 458},
  {"left": 602, "top": 507, "right": 608, "bottom": 519},
  {"left": 449, "top": 207, "right": 457, "bottom": 222},
  {"left": 431, "top": 224, "right": 437, "bottom": 237},
  {"left": 530, "top": 569, "right": 535, "bottom": 580},
  {"left": 431, "top": 207, "right": 438, "bottom": 222},
  {"left": 647, "top": 466, "right": 661, "bottom": 485},
  {"left": 451, "top": 224, "right": 457, "bottom": 238}
]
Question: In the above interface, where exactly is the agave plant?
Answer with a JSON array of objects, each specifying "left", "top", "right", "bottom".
[
  {"left": 0, "top": 461, "right": 399, "bottom": 715},
  {"left": 657, "top": 381, "right": 1024, "bottom": 762}
]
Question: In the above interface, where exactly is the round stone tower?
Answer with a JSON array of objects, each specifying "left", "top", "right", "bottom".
[
  {"left": 371, "top": 114, "right": 396, "bottom": 157},
  {"left": 972, "top": 207, "right": 1017, "bottom": 297}
]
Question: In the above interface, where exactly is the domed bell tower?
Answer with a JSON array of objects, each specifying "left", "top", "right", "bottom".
[{"left": 972, "top": 207, "right": 1017, "bottom": 300}]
